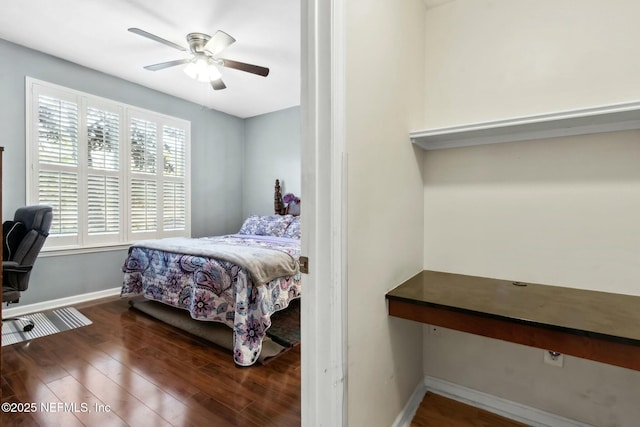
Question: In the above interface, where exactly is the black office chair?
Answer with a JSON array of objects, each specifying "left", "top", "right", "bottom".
[{"left": 2, "top": 205, "right": 53, "bottom": 332}]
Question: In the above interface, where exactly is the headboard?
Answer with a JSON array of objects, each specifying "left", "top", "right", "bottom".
[{"left": 274, "top": 179, "right": 300, "bottom": 216}]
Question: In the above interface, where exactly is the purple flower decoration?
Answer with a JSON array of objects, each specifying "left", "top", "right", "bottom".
[
  {"left": 235, "top": 315, "right": 264, "bottom": 350},
  {"left": 283, "top": 193, "right": 300, "bottom": 204},
  {"left": 166, "top": 269, "right": 183, "bottom": 293},
  {"left": 192, "top": 291, "right": 214, "bottom": 317}
]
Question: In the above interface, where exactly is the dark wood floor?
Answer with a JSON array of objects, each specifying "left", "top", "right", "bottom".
[
  {"left": 411, "top": 392, "right": 527, "bottom": 427},
  {"left": 3, "top": 298, "right": 530, "bottom": 427},
  {"left": 1, "top": 298, "right": 301, "bottom": 427}
]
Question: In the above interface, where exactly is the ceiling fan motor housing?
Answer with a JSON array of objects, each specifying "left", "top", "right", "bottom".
[{"left": 187, "top": 33, "right": 212, "bottom": 54}]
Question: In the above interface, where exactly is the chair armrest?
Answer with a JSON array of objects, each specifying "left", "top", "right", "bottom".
[{"left": 2, "top": 261, "right": 33, "bottom": 273}]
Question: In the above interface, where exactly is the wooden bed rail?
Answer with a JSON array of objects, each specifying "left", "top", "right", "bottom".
[{"left": 274, "top": 179, "right": 300, "bottom": 216}]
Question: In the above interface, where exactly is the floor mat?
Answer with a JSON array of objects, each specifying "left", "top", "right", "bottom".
[{"left": 2, "top": 307, "right": 92, "bottom": 346}]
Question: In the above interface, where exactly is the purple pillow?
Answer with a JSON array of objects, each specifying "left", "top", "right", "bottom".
[{"left": 238, "top": 215, "right": 294, "bottom": 237}]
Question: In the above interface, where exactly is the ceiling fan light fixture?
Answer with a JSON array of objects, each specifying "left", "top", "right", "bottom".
[
  {"left": 183, "top": 55, "right": 221, "bottom": 82},
  {"left": 131, "top": 28, "right": 269, "bottom": 91}
]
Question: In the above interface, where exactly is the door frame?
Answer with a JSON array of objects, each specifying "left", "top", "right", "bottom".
[{"left": 300, "top": 0, "right": 347, "bottom": 426}]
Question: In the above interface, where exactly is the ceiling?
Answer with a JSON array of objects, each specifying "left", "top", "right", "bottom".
[{"left": 0, "top": 0, "right": 300, "bottom": 118}]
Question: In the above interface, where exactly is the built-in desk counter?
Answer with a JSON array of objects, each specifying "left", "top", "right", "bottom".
[{"left": 386, "top": 270, "right": 640, "bottom": 371}]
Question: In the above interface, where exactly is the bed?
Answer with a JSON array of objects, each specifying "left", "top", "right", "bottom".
[{"left": 121, "top": 180, "right": 301, "bottom": 366}]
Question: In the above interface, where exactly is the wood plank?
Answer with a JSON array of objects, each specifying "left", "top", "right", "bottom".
[
  {"left": 1, "top": 343, "right": 71, "bottom": 384},
  {"left": 84, "top": 351, "right": 204, "bottom": 426},
  {"left": 411, "top": 392, "right": 527, "bottom": 427},
  {"left": 1, "top": 394, "right": 43, "bottom": 427},
  {"left": 2, "top": 370, "right": 84, "bottom": 427},
  {"left": 66, "top": 324, "right": 224, "bottom": 427},
  {"left": 1, "top": 297, "right": 302, "bottom": 427},
  {"left": 46, "top": 375, "right": 128, "bottom": 427},
  {"left": 55, "top": 345, "right": 172, "bottom": 427}
]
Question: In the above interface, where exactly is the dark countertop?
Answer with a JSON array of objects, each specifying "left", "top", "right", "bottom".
[{"left": 386, "top": 270, "right": 640, "bottom": 345}]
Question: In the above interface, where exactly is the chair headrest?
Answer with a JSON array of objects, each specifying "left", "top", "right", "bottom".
[{"left": 14, "top": 205, "right": 53, "bottom": 235}]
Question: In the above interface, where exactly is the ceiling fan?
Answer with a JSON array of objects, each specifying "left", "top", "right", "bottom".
[{"left": 128, "top": 27, "right": 270, "bottom": 90}]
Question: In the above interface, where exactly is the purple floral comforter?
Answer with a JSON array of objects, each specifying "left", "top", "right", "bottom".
[{"left": 121, "top": 234, "right": 301, "bottom": 366}]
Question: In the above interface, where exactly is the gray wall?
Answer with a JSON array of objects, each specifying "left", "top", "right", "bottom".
[
  {"left": 242, "top": 106, "right": 301, "bottom": 218},
  {"left": 0, "top": 39, "right": 245, "bottom": 304}
]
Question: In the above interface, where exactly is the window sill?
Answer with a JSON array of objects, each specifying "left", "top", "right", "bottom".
[{"left": 40, "top": 243, "right": 132, "bottom": 257}]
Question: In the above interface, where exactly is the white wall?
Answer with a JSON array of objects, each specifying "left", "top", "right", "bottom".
[
  {"left": 423, "top": 0, "right": 640, "bottom": 128},
  {"left": 345, "top": 1, "right": 426, "bottom": 426},
  {"left": 422, "top": 1, "right": 640, "bottom": 425},
  {"left": 243, "top": 106, "right": 301, "bottom": 218},
  {"left": 424, "top": 131, "right": 640, "bottom": 293}
]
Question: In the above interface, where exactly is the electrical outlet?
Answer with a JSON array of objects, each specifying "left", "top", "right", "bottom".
[{"left": 543, "top": 350, "right": 564, "bottom": 367}]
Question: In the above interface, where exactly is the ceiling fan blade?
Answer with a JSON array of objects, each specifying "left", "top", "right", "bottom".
[
  {"left": 204, "top": 30, "right": 236, "bottom": 56},
  {"left": 221, "top": 59, "right": 269, "bottom": 77},
  {"left": 128, "top": 27, "right": 187, "bottom": 52},
  {"left": 211, "top": 78, "right": 227, "bottom": 90},
  {"left": 144, "top": 59, "right": 191, "bottom": 71}
]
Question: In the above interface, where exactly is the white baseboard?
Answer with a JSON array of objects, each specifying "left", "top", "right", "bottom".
[
  {"left": 392, "top": 375, "right": 594, "bottom": 427},
  {"left": 391, "top": 380, "right": 427, "bottom": 427},
  {"left": 424, "top": 376, "right": 594, "bottom": 427},
  {"left": 3, "top": 287, "right": 122, "bottom": 317}
]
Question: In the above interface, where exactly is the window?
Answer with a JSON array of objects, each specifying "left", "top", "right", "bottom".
[{"left": 27, "top": 78, "right": 190, "bottom": 252}]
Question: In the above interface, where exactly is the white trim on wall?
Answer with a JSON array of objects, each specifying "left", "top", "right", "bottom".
[
  {"left": 391, "top": 376, "right": 595, "bottom": 427},
  {"left": 423, "top": 376, "right": 594, "bottom": 427},
  {"left": 3, "top": 287, "right": 121, "bottom": 317},
  {"left": 391, "top": 381, "right": 427, "bottom": 427}
]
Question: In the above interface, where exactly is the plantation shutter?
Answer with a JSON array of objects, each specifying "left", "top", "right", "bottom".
[
  {"left": 131, "top": 179, "right": 158, "bottom": 232},
  {"left": 163, "top": 182, "right": 185, "bottom": 230},
  {"left": 87, "top": 107, "right": 120, "bottom": 237},
  {"left": 36, "top": 94, "right": 80, "bottom": 238},
  {"left": 130, "top": 118, "right": 157, "bottom": 174},
  {"left": 162, "top": 126, "right": 186, "bottom": 231},
  {"left": 130, "top": 117, "right": 158, "bottom": 233},
  {"left": 28, "top": 78, "right": 190, "bottom": 251},
  {"left": 38, "top": 171, "right": 78, "bottom": 235}
]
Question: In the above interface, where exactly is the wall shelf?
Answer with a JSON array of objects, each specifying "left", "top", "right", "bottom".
[
  {"left": 410, "top": 101, "right": 640, "bottom": 150},
  {"left": 386, "top": 270, "right": 640, "bottom": 371}
]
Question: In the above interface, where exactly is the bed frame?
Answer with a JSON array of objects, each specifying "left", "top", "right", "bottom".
[
  {"left": 274, "top": 179, "right": 300, "bottom": 216},
  {"left": 274, "top": 179, "right": 286, "bottom": 215}
]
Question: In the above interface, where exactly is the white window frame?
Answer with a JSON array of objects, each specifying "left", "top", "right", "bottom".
[{"left": 26, "top": 77, "right": 191, "bottom": 255}]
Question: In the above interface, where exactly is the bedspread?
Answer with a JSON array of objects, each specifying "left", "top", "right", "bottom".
[
  {"left": 131, "top": 236, "right": 297, "bottom": 285},
  {"left": 121, "top": 234, "right": 301, "bottom": 366}
]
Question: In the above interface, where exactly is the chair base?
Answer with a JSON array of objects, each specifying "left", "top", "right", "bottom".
[{"left": 3, "top": 317, "right": 35, "bottom": 332}]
